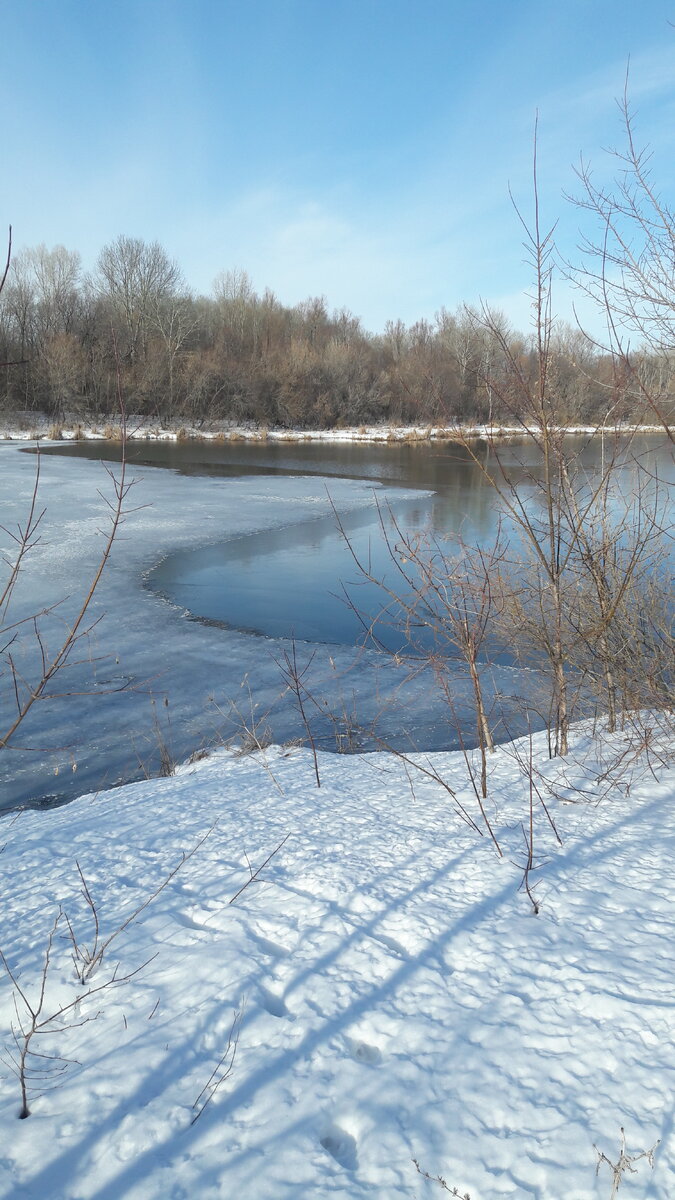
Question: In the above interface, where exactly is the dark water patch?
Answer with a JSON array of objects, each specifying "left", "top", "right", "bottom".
[
  {"left": 36, "top": 433, "right": 523, "bottom": 487},
  {"left": 145, "top": 494, "right": 512, "bottom": 658}
]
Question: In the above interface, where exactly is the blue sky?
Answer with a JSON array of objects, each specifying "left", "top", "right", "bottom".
[{"left": 3, "top": 0, "right": 675, "bottom": 332}]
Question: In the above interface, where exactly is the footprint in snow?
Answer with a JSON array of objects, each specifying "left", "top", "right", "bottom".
[
  {"left": 259, "top": 984, "right": 292, "bottom": 1019},
  {"left": 248, "top": 930, "right": 290, "bottom": 958},
  {"left": 345, "top": 1036, "right": 382, "bottom": 1065},
  {"left": 320, "top": 1124, "right": 359, "bottom": 1171},
  {"left": 172, "top": 909, "right": 210, "bottom": 933}
]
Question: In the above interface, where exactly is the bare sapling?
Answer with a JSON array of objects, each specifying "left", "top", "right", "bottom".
[
  {"left": 64, "top": 824, "right": 216, "bottom": 984},
  {"left": 478, "top": 123, "right": 572, "bottom": 756},
  {"left": 452, "top": 115, "right": 673, "bottom": 759},
  {"left": 553, "top": 438, "right": 669, "bottom": 732},
  {"left": 0, "top": 910, "right": 152, "bottom": 1118},
  {"left": 274, "top": 639, "right": 322, "bottom": 787},
  {"left": 594, "top": 1126, "right": 659, "bottom": 1198},
  {"left": 571, "top": 72, "right": 675, "bottom": 439},
  {"left": 566, "top": 72, "right": 674, "bottom": 753},
  {"left": 593, "top": 710, "right": 674, "bottom": 797},
  {"left": 510, "top": 722, "right": 557, "bottom": 915},
  {"left": 331, "top": 493, "right": 507, "bottom": 777}
]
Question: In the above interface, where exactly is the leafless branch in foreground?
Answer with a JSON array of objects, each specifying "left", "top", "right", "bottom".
[
  {"left": 274, "top": 640, "right": 322, "bottom": 787},
  {"left": 412, "top": 1158, "right": 471, "bottom": 1196},
  {"left": 191, "top": 1007, "right": 242, "bottom": 1125},
  {"left": 228, "top": 833, "right": 290, "bottom": 906},
  {"left": 0, "top": 910, "right": 153, "bottom": 1118},
  {"left": 594, "top": 1126, "right": 659, "bottom": 1198},
  {"left": 65, "top": 823, "right": 217, "bottom": 984}
]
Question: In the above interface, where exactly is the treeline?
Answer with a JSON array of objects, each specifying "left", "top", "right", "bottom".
[{"left": 0, "top": 235, "right": 667, "bottom": 428}]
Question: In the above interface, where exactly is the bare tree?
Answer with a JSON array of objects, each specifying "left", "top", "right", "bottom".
[
  {"left": 151, "top": 291, "right": 198, "bottom": 419},
  {"left": 571, "top": 73, "right": 675, "bottom": 439},
  {"left": 95, "top": 235, "right": 182, "bottom": 364},
  {"left": 274, "top": 641, "right": 322, "bottom": 788},
  {"left": 451, "top": 120, "right": 674, "bottom": 756}
]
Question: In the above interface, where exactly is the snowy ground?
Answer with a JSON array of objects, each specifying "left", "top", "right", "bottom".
[{"left": 0, "top": 719, "right": 673, "bottom": 1199}]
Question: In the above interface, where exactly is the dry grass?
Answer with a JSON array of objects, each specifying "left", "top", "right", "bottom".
[
  {"left": 400, "top": 426, "right": 435, "bottom": 443},
  {"left": 48, "top": 423, "right": 63, "bottom": 441}
]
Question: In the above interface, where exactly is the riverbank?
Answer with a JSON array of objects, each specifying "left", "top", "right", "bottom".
[{"left": 0, "top": 411, "right": 667, "bottom": 445}]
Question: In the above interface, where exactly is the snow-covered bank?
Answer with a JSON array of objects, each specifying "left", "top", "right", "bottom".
[
  {"left": 0, "top": 413, "right": 668, "bottom": 445},
  {"left": 1, "top": 721, "right": 673, "bottom": 1199}
]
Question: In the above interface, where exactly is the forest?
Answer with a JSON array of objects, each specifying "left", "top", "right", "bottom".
[{"left": 1, "top": 234, "right": 672, "bottom": 431}]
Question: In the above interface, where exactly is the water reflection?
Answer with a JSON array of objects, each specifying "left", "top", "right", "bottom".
[{"left": 43, "top": 433, "right": 672, "bottom": 650}]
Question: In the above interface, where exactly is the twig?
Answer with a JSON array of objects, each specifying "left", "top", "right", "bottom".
[
  {"left": 191, "top": 1008, "right": 242, "bottom": 1124},
  {"left": 594, "top": 1126, "right": 659, "bottom": 1198},
  {"left": 228, "top": 834, "right": 290, "bottom": 906}
]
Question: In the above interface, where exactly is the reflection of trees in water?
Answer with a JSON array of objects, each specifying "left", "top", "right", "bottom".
[{"left": 141, "top": 435, "right": 672, "bottom": 648}]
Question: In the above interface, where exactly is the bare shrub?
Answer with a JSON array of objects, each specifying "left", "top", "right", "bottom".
[
  {"left": 0, "top": 910, "right": 151, "bottom": 1118},
  {"left": 595, "top": 1126, "right": 659, "bottom": 1198},
  {"left": 64, "top": 825, "right": 215, "bottom": 985}
]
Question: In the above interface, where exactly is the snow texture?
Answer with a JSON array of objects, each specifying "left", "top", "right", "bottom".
[{"left": 0, "top": 719, "right": 673, "bottom": 1198}]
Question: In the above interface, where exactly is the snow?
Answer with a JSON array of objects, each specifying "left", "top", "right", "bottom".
[
  {"left": 0, "top": 415, "right": 668, "bottom": 445},
  {"left": 0, "top": 718, "right": 673, "bottom": 1198}
]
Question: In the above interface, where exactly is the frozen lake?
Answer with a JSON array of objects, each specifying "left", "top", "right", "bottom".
[{"left": 1, "top": 434, "right": 671, "bottom": 811}]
